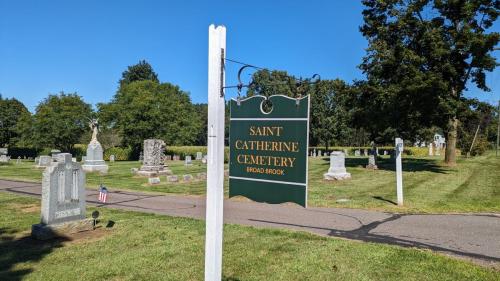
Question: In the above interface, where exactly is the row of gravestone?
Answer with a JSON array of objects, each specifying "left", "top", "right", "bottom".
[
  {"left": 146, "top": 172, "right": 208, "bottom": 185},
  {"left": 310, "top": 148, "right": 392, "bottom": 157},
  {"left": 323, "top": 151, "right": 381, "bottom": 180}
]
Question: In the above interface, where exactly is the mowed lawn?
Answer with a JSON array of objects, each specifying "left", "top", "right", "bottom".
[
  {"left": 0, "top": 192, "right": 498, "bottom": 281},
  {"left": 1, "top": 152, "right": 499, "bottom": 213}
]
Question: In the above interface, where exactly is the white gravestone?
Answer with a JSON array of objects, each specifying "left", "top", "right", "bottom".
[
  {"left": 0, "top": 155, "right": 10, "bottom": 163},
  {"left": 36, "top": 155, "right": 52, "bottom": 168},
  {"left": 324, "top": 152, "right": 351, "bottom": 180},
  {"left": 16, "top": 156, "right": 21, "bottom": 164},
  {"left": 428, "top": 143, "right": 434, "bottom": 156},
  {"left": 31, "top": 153, "right": 93, "bottom": 240},
  {"left": 109, "top": 155, "right": 115, "bottom": 162},
  {"left": 82, "top": 119, "right": 108, "bottom": 173},
  {"left": 185, "top": 155, "right": 192, "bottom": 166},
  {"left": 196, "top": 152, "right": 203, "bottom": 160},
  {"left": 354, "top": 150, "right": 360, "bottom": 156},
  {"left": 366, "top": 155, "right": 378, "bottom": 170}
]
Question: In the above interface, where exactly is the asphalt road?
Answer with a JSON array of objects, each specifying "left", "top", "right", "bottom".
[{"left": 1, "top": 179, "right": 499, "bottom": 267}]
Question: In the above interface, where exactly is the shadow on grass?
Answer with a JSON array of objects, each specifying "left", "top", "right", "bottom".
[
  {"left": 372, "top": 196, "right": 397, "bottom": 205},
  {"left": 249, "top": 215, "right": 500, "bottom": 264},
  {"left": 0, "top": 227, "right": 69, "bottom": 281},
  {"left": 328, "top": 157, "right": 449, "bottom": 174}
]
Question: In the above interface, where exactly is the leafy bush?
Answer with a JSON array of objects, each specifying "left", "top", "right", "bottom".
[{"left": 104, "top": 147, "right": 133, "bottom": 161}]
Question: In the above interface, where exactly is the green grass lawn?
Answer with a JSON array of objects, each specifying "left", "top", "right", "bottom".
[
  {"left": 1, "top": 152, "right": 499, "bottom": 213},
  {"left": 0, "top": 192, "right": 498, "bottom": 281}
]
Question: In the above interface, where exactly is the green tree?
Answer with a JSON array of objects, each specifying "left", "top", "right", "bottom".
[
  {"left": 360, "top": 0, "right": 499, "bottom": 165},
  {"left": 26, "top": 92, "right": 92, "bottom": 151},
  {"left": 194, "top": 103, "right": 208, "bottom": 146},
  {"left": 310, "top": 80, "right": 354, "bottom": 149},
  {"left": 119, "top": 60, "right": 159, "bottom": 87},
  {"left": 0, "top": 95, "right": 31, "bottom": 147},
  {"left": 99, "top": 80, "right": 201, "bottom": 154}
]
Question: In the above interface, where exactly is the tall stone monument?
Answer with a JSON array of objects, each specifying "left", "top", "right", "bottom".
[
  {"left": 31, "top": 153, "right": 93, "bottom": 240},
  {"left": 324, "top": 151, "right": 351, "bottom": 180},
  {"left": 136, "top": 139, "right": 172, "bottom": 177},
  {"left": 82, "top": 119, "right": 108, "bottom": 174}
]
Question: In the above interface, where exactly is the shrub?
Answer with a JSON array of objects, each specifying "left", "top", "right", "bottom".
[{"left": 104, "top": 147, "right": 133, "bottom": 161}]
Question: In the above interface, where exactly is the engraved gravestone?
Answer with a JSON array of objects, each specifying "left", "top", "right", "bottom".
[
  {"left": 324, "top": 152, "right": 351, "bottom": 180},
  {"left": 137, "top": 139, "right": 172, "bottom": 177},
  {"left": 36, "top": 155, "right": 52, "bottom": 168},
  {"left": 31, "top": 153, "right": 92, "bottom": 240}
]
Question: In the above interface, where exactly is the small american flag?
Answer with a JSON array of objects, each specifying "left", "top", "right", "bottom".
[{"left": 98, "top": 186, "right": 108, "bottom": 203}]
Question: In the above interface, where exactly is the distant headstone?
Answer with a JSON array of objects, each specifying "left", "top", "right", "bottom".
[
  {"left": 196, "top": 152, "right": 203, "bottom": 160},
  {"left": 344, "top": 149, "right": 349, "bottom": 156},
  {"left": 354, "top": 150, "right": 360, "bottom": 156},
  {"left": 137, "top": 139, "right": 172, "bottom": 177},
  {"left": 173, "top": 155, "right": 180, "bottom": 161},
  {"left": 0, "top": 155, "right": 10, "bottom": 163},
  {"left": 364, "top": 149, "right": 368, "bottom": 156},
  {"left": 434, "top": 142, "right": 441, "bottom": 156},
  {"left": 34, "top": 157, "right": 39, "bottom": 164},
  {"left": 165, "top": 155, "right": 172, "bottom": 161},
  {"left": 82, "top": 119, "right": 108, "bottom": 174},
  {"left": 428, "top": 143, "right": 434, "bottom": 156},
  {"left": 202, "top": 155, "right": 207, "bottom": 164},
  {"left": 0, "top": 148, "right": 7, "bottom": 155},
  {"left": 366, "top": 155, "right": 378, "bottom": 170},
  {"left": 148, "top": 177, "right": 161, "bottom": 185},
  {"left": 109, "top": 155, "right": 115, "bottom": 162},
  {"left": 31, "top": 153, "right": 92, "bottom": 240},
  {"left": 72, "top": 157, "right": 76, "bottom": 162},
  {"left": 139, "top": 151, "right": 144, "bottom": 163},
  {"left": 36, "top": 156, "right": 52, "bottom": 168},
  {"left": 167, "top": 175, "right": 179, "bottom": 182},
  {"left": 197, "top": 172, "right": 207, "bottom": 180},
  {"left": 324, "top": 152, "right": 351, "bottom": 180},
  {"left": 383, "top": 150, "right": 387, "bottom": 156},
  {"left": 183, "top": 174, "right": 194, "bottom": 182},
  {"left": 185, "top": 155, "right": 192, "bottom": 166},
  {"left": 318, "top": 150, "right": 322, "bottom": 157},
  {"left": 16, "top": 156, "right": 21, "bottom": 164},
  {"left": 50, "top": 149, "right": 61, "bottom": 160}
]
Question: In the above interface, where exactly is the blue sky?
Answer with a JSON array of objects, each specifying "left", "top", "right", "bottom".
[{"left": 1, "top": 0, "right": 499, "bottom": 112}]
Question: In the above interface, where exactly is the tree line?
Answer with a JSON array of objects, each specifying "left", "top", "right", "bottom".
[{"left": 0, "top": 0, "right": 498, "bottom": 165}]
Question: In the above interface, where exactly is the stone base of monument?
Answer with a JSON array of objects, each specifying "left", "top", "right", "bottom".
[
  {"left": 82, "top": 160, "right": 109, "bottom": 174},
  {"left": 323, "top": 171, "right": 352, "bottom": 180},
  {"left": 366, "top": 164, "right": 378, "bottom": 170},
  {"left": 31, "top": 218, "right": 94, "bottom": 240},
  {"left": 136, "top": 165, "right": 172, "bottom": 177}
]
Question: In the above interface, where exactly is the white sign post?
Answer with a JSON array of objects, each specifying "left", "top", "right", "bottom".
[
  {"left": 204, "top": 24, "right": 226, "bottom": 281},
  {"left": 395, "top": 138, "right": 404, "bottom": 206}
]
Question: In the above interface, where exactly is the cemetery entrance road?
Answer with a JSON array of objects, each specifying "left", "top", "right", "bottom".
[{"left": 1, "top": 179, "right": 499, "bottom": 267}]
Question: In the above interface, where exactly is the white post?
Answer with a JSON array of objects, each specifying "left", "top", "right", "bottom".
[
  {"left": 205, "top": 24, "right": 226, "bottom": 281},
  {"left": 395, "top": 138, "right": 404, "bottom": 206}
]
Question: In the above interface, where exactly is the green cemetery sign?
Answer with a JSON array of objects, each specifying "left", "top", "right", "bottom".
[{"left": 229, "top": 95, "right": 310, "bottom": 207}]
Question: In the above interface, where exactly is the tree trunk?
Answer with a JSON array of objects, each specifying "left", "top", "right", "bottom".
[{"left": 445, "top": 117, "right": 458, "bottom": 166}]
